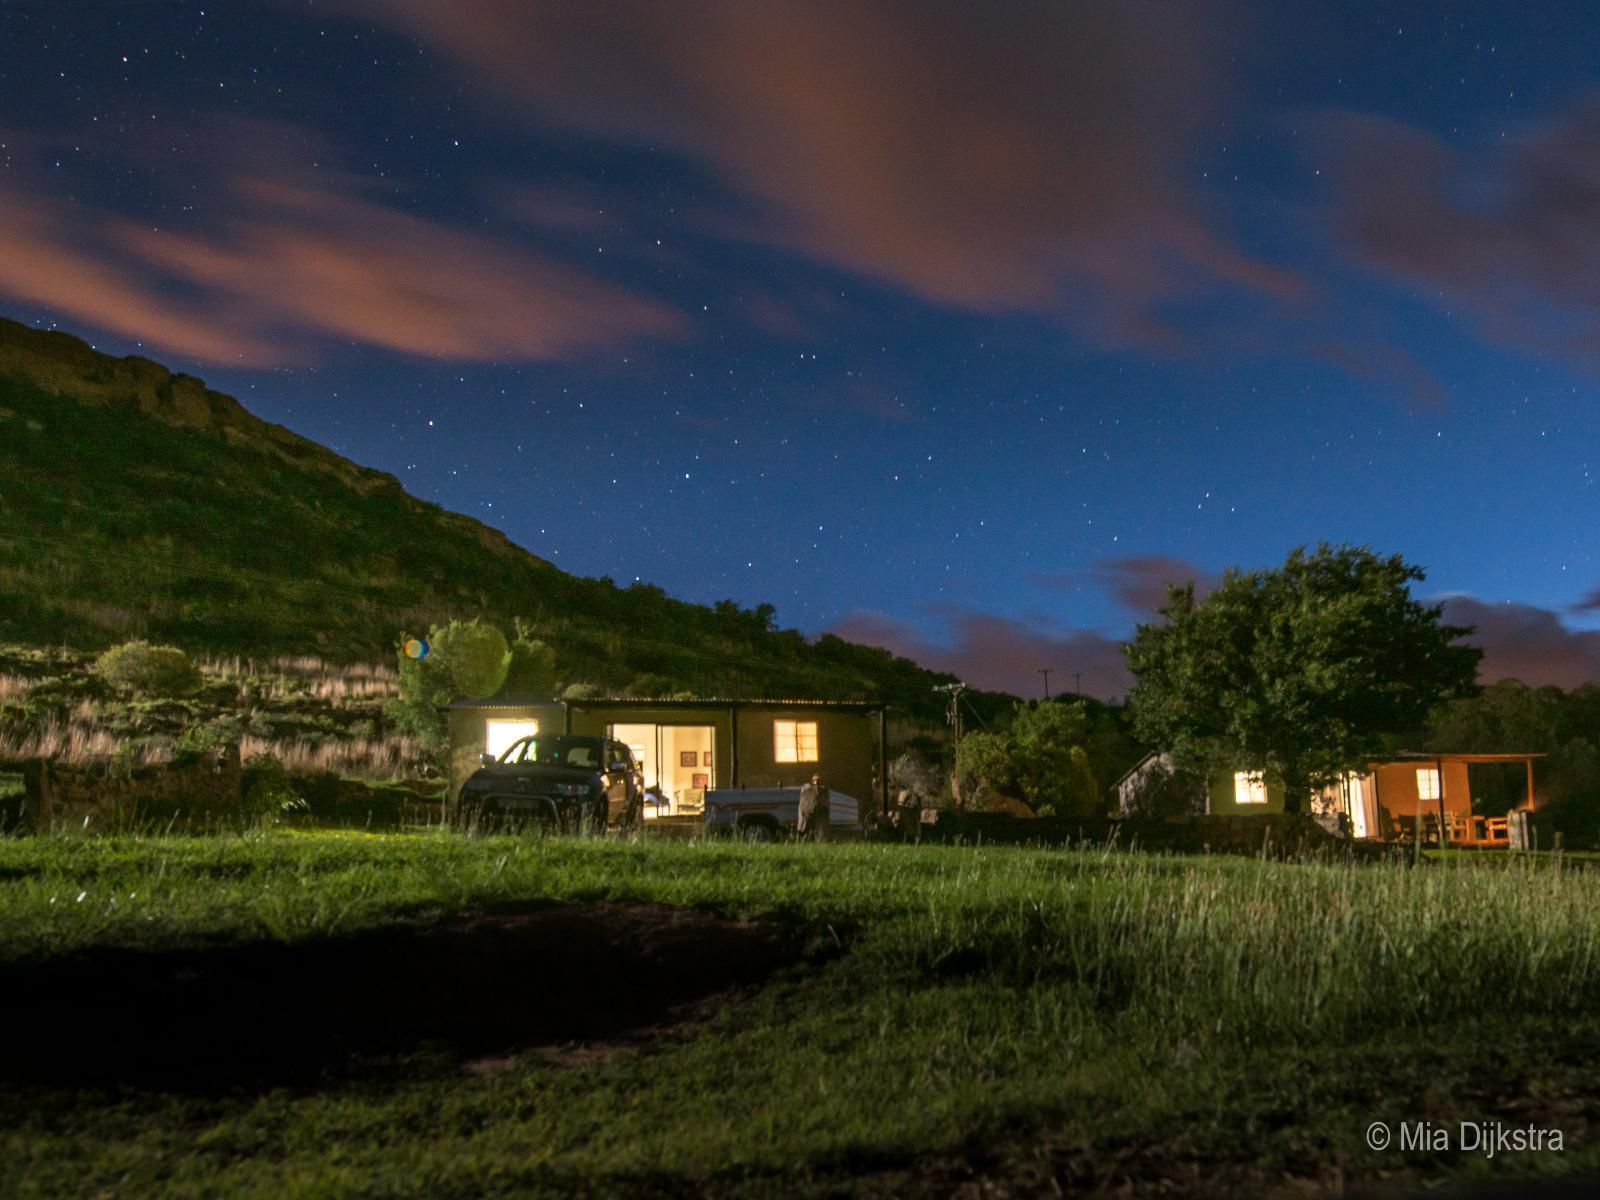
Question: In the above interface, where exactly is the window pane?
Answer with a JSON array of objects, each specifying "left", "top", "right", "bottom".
[
  {"left": 1416, "top": 768, "right": 1441, "bottom": 801},
  {"left": 1233, "top": 771, "right": 1266, "bottom": 805},
  {"left": 773, "top": 719, "right": 819, "bottom": 763}
]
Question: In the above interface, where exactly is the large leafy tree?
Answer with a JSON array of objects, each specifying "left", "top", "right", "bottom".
[{"left": 1124, "top": 544, "right": 1481, "bottom": 813}]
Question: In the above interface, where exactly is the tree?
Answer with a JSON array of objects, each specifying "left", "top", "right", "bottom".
[
  {"left": 1124, "top": 544, "right": 1481, "bottom": 813},
  {"left": 500, "top": 631, "right": 559, "bottom": 700},
  {"left": 952, "top": 700, "right": 1103, "bottom": 817},
  {"left": 387, "top": 619, "right": 512, "bottom": 753}
]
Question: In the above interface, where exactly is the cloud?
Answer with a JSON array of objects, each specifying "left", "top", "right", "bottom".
[
  {"left": 1032, "top": 556, "right": 1217, "bottom": 616},
  {"left": 1096, "top": 556, "right": 1218, "bottom": 616},
  {"left": 0, "top": 182, "right": 281, "bottom": 365},
  {"left": 1307, "top": 340, "right": 1448, "bottom": 412},
  {"left": 828, "top": 607, "right": 1131, "bottom": 700},
  {"left": 1325, "top": 98, "right": 1600, "bottom": 371},
  {"left": 1441, "top": 596, "right": 1600, "bottom": 690},
  {"left": 1572, "top": 589, "right": 1600, "bottom": 614},
  {"left": 0, "top": 140, "right": 684, "bottom": 367},
  {"left": 828, "top": 588, "right": 1600, "bottom": 704},
  {"left": 345, "top": 0, "right": 1303, "bottom": 347}
]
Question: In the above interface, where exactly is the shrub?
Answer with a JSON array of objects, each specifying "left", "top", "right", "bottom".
[
  {"left": 94, "top": 641, "right": 202, "bottom": 698},
  {"left": 501, "top": 635, "right": 558, "bottom": 700},
  {"left": 627, "top": 673, "right": 676, "bottom": 698},
  {"left": 173, "top": 717, "right": 242, "bottom": 763},
  {"left": 952, "top": 702, "right": 1105, "bottom": 819},
  {"left": 242, "top": 754, "right": 306, "bottom": 824}
]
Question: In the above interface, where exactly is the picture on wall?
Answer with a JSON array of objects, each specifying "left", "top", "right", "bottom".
[
  {"left": 680, "top": 751, "right": 698, "bottom": 767},
  {"left": 692, "top": 773, "right": 708, "bottom": 789}
]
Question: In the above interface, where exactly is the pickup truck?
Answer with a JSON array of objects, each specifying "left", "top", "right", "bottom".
[
  {"left": 702, "top": 787, "right": 861, "bottom": 840},
  {"left": 458, "top": 734, "right": 643, "bottom": 832}
]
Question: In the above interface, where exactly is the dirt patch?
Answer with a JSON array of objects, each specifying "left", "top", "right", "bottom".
[{"left": 0, "top": 903, "right": 803, "bottom": 1091}]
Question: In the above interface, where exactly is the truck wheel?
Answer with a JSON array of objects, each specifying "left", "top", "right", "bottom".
[{"left": 737, "top": 817, "right": 779, "bottom": 843}]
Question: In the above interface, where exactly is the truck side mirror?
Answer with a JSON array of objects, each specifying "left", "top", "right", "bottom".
[{"left": 480, "top": 753, "right": 498, "bottom": 767}]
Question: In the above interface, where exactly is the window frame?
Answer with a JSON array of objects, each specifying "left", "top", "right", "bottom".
[
  {"left": 773, "top": 718, "right": 820, "bottom": 763},
  {"left": 1232, "top": 770, "right": 1268, "bottom": 806},
  {"left": 1416, "top": 767, "right": 1442, "bottom": 802}
]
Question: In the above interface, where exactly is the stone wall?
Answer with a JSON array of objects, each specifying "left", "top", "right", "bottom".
[{"left": 22, "top": 745, "right": 243, "bottom": 832}]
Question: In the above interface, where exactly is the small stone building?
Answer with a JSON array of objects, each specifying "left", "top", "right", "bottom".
[{"left": 447, "top": 696, "right": 888, "bottom": 817}]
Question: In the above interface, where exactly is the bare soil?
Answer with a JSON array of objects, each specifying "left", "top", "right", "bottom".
[{"left": 0, "top": 902, "right": 803, "bottom": 1091}]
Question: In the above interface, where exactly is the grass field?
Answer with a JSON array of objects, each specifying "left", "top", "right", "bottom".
[{"left": 2, "top": 832, "right": 1597, "bottom": 1197}]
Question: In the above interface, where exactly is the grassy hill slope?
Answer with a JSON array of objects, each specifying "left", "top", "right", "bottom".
[{"left": 0, "top": 317, "right": 978, "bottom": 721}]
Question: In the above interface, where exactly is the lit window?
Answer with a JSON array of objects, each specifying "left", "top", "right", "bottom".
[
  {"left": 484, "top": 719, "right": 539, "bottom": 761},
  {"left": 774, "top": 719, "right": 819, "bottom": 763},
  {"left": 1416, "top": 768, "right": 1441, "bottom": 801},
  {"left": 1233, "top": 771, "right": 1268, "bottom": 805}
]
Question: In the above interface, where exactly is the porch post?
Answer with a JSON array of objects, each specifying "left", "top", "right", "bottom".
[
  {"left": 1525, "top": 756, "right": 1535, "bottom": 812},
  {"left": 879, "top": 706, "right": 889, "bottom": 816},
  {"left": 1436, "top": 755, "right": 1448, "bottom": 845}
]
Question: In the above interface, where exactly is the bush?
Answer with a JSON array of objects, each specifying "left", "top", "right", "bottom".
[
  {"left": 94, "top": 641, "right": 202, "bottom": 698},
  {"left": 174, "top": 717, "right": 242, "bottom": 763},
  {"left": 501, "top": 635, "right": 558, "bottom": 700},
  {"left": 242, "top": 754, "right": 306, "bottom": 824},
  {"left": 953, "top": 701, "right": 1104, "bottom": 819}
]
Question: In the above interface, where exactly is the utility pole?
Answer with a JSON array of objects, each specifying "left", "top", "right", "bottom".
[
  {"left": 1037, "top": 668, "right": 1052, "bottom": 700},
  {"left": 1074, "top": 673, "right": 1082, "bottom": 697},
  {"left": 934, "top": 682, "right": 966, "bottom": 743}
]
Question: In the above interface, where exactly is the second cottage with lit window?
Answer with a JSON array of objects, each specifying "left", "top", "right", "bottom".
[{"left": 446, "top": 695, "right": 888, "bottom": 819}]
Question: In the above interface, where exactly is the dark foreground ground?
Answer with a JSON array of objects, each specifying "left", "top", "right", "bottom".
[{"left": 1, "top": 832, "right": 1597, "bottom": 1198}]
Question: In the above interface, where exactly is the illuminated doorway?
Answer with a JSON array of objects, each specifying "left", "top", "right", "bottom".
[{"left": 608, "top": 723, "right": 715, "bottom": 815}]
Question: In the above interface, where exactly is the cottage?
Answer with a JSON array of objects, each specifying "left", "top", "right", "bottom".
[
  {"left": 447, "top": 696, "right": 888, "bottom": 819},
  {"left": 1114, "top": 750, "right": 1543, "bottom": 845}
]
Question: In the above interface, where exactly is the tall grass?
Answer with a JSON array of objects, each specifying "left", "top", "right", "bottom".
[
  {"left": 239, "top": 732, "right": 423, "bottom": 778},
  {"left": 1, "top": 836, "right": 1594, "bottom": 1044},
  {"left": 4, "top": 836, "right": 1599, "bottom": 1194},
  {"left": 200, "top": 654, "right": 397, "bottom": 703},
  {"left": 0, "top": 715, "right": 133, "bottom": 763}
]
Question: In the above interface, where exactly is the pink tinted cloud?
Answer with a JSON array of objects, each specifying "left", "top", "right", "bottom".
[
  {"left": 1096, "top": 557, "right": 1218, "bottom": 616},
  {"left": 829, "top": 608, "right": 1132, "bottom": 700},
  {"left": 0, "top": 165, "right": 683, "bottom": 368},
  {"left": 0, "top": 183, "right": 281, "bottom": 364},
  {"left": 830, "top": 589, "right": 1600, "bottom": 704},
  {"left": 1325, "top": 98, "right": 1600, "bottom": 371},
  {"left": 347, "top": 0, "right": 1303, "bottom": 345},
  {"left": 1032, "top": 556, "right": 1217, "bottom": 616},
  {"left": 1441, "top": 597, "right": 1600, "bottom": 691}
]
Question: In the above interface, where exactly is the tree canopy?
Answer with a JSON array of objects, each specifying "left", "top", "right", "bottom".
[
  {"left": 953, "top": 700, "right": 1103, "bottom": 818},
  {"left": 1124, "top": 544, "right": 1481, "bottom": 812}
]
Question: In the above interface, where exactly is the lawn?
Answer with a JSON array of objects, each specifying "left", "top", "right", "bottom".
[{"left": 1, "top": 831, "right": 1597, "bottom": 1197}]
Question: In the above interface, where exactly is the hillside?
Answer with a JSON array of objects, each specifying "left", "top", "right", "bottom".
[{"left": 0, "top": 317, "right": 979, "bottom": 722}]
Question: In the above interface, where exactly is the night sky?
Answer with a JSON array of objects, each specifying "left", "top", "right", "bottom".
[{"left": 5, "top": 1, "right": 1600, "bottom": 697}]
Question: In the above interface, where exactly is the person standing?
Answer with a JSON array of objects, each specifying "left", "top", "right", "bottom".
[{"left": 797, "top": 773, "right": 830, "bottom": 841}]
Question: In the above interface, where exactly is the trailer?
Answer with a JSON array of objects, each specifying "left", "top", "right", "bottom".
[{"left": 702, "top": 786, "right": 862, "bottom": 840}]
